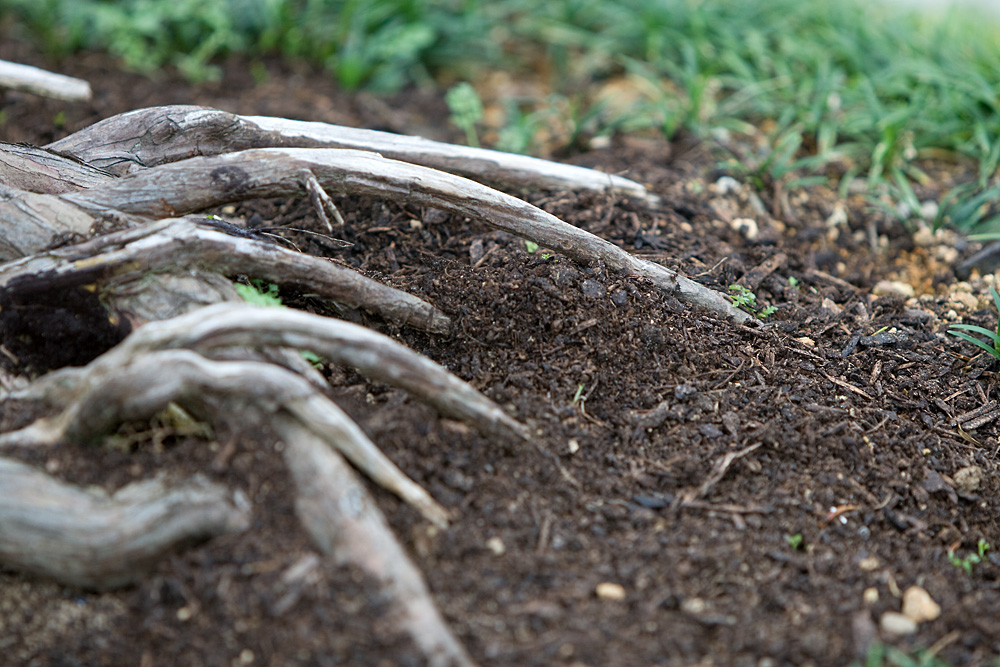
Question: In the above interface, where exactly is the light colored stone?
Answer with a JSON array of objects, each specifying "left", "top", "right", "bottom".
[
  {"left": 730, "top": 217, "right": 759, "bottom": 241},
  {"left": 858, "top": 556, "right": 880, "bottom": 571},
  {"left": 863, "top": 587, "right": 879, "bottom": 605},
  {"left": 486, "top": 536, "right": 506, "bottom": 556},
  {"left": 872, "top": 280, "right": 915, "bottom": 298},
  {"left": 880, "top": 611, "right": 917, "bottom": 637},
  {"left": 821, "top": 298, "right": 843, "bottom": 314},
  {"left": 913, "top": 225, "right": 935, "bottom": 247},
  {"left": 902, "top": 586, "right": 941, "bottom": 623},
  {"left": 712, "top": 176, "right": 742, "bottom": 195},
  {"left": 950, "top": 292, "right": 980, "bottom": 311},
  {"left": 954, "top": 465, "right": 984, "bottom": 493},
  {"left": 680, "top": 597, "right": 706, "bottom": 614},
  {"left": 825, "top": 203, "right": 848, "bottom": 228},
  {"left": 596, "top": 582, "right": 626, "bottom": 601}
]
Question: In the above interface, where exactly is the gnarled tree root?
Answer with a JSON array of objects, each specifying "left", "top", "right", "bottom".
[
  {"left": 0, "top": 327, "right": 480, "bottom": 663},
  {"left": 48, "top": 104, "right": 653, "bottom": 202},
  {"left": 1, "top": 142, "right": 752, "bottom": 323},
  {"left": 278, "top": 417, "right": 473, "bottom": 667},
  {"left": 0, "top": 457, "right": 249, "bottom": 590},
  {"left": 0, "top": 103, "right": 760, "bottom": 664}
]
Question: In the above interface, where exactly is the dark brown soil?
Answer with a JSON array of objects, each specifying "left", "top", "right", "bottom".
[{"left": 3, "top": 41, "right": 1000, "bottom": 667}]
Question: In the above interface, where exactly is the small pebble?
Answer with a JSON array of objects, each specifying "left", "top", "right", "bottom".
[
  {"left": 611, "top": 289, "right": 627, "bottom": 306},
  {"left": 730, "top": 217, "right": 759, "bottom": 241},
  {"left": 596, "top": 582, "right": 626, "bottom": 601},
  {"left": 699, "top": 424, "right": 723, "bottom": 438},
  {"left": 858, "top": 556, "right": 879, "bottom": 572},
  {"left": 879, "top": 611, "right": 917, "bottom": 637},
  {"left": 485, "top": 537, "right": 506, "bottom": 556},
  {"left": 954, "top": 465, "right": 984, "bottom": 493},
  {"left": 581, "top": 279, "right": 606, "bottom": 299},
  {"left": 674, "top": 384, "right": 697, "bottom": 401},
  {"left": 902, "top": 586, "right": 941, "bottom": 623},
  {"left": 872, "top": 280, "right": 915, "bottom": 298},
  {"left": 950, "top": 292, "right": 980, "bottom": 311},
  {"left": 863, "top": 587, "right": 879, "bottom": 605},
  {"left": 712, "top": 176, "right": 742, "bottom": 195}
]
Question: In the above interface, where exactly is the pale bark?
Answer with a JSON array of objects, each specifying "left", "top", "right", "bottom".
[
  {"left": 277, "top": 416, "right": 474, "bottom": 667},
  {"left": 0, "top": 142, "right": 114, "bottom": 194},
  {"left": 47, "top": 104, "right": 653, "bottom": 202},
  {"left": 0, "top": 60, "right": 92, "bottom": 101},
  {"left": 0, "top": 349, "right": 451, "bottom": 528},
  {"left": 60, "top": 147, "right": 751, "bottom": 323},
  {"left": 0, "top": 458, "right": 249, "bottom": 589},
  {"left": 0, "top": 217, "right": 451, "bottom": 334}
]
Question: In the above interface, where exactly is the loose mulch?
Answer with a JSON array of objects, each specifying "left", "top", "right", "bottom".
[{"left": 3, "top": 39, "right": 1000, "bottom": 667}]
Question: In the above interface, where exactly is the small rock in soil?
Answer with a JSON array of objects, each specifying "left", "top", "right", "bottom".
[
  {"left": 581, "top": 279, "right": 606, "bottom": 299},
  {"left": 469, "top": 238, "right": 484, "bottom": 264},
  {"left": 698, "top": 424, "right": 723, "bottom": 438},
  {"left": 485, "top": 537, "right": 506, "bottom": 556},
  {"left": 879, "top": 611, "right": 917, "bottom": 638},
  {"left": 595, "top": 582, "right": 626, "bottom": 601},
  {"left": 873, "top": 280, "right": 915, "bottom": 298},
  {"left": 954, "top": 465, "right": 984, "bottom": 493},
  {"left": 902, "top": 586, "right": 941, "bottom": 624},
  {"left": 674, "top": 384, "right": 697, "bottom": 401}
]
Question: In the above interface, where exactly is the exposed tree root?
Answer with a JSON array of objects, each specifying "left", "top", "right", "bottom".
[
  {"left": 2, "top": 142, "right": 752, "bottom": 322},
  {"left": 0, "top": 216, "right": 452, "bottom": 334},
  {"left": 277, "top": 416, "right": 473, "bottom": 667},
  {"left": 0, "top": 105, "right": 757, "bottom": 663},
  {"left": 0, "top": 457, "right": 249, "bottom": 589},
  {"left": 48, "top": 104, "right": 654, "bottom": 202}
]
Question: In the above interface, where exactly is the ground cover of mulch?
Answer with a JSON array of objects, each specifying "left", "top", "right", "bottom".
[{"left": 3, "top": 38, "right": 1000, "bottom": 667}]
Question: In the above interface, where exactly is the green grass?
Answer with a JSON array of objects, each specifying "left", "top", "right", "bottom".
[
  {"left": 948, "top": 287, "right": 1000, "bottom": 362},
  {"left": 4, "top": 0, "right": 1000, "bottom": 234}
]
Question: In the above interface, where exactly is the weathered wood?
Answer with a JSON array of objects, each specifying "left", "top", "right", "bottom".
[
  {"left": 121, "top": 303, "right": 528, "bottom": 442},
  {"left": 1, "top": 141, "right": 748, "bottom": 321},
  {"left": 0, "top": 60, "right": 92, "bottom": 102},
  {"left": 0, "top": 143, "right": 115, "bottom": 194},
  {"left": 276, "top": 416, "right": 475, "bottom": 667},
  {"left": 0, "top": 217, "right": 451, "bottom": 334},
  {"left": 0, "top": 349, "right": 451, "bottom": 528},
  {"left": 59, "top": 147, "right": 752, "bottom": 323},
  {"left": 0, "top": 457, "right": 249, "bottom": 589},
  {"left": 47, "top": 104, "right": 654, "bottom": 201}
]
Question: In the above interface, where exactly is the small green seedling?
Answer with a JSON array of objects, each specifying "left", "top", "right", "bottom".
[
  {"left": 948, "top": 286, "right": 1000, "bottom": 361},
  {"left": 445, "top": 82, "right": 483, "bottom": 148},
  {"left": 572, "top": 383, "right": 585, "bottom": 405},
  {"left": 524, "top": 240, "right": 540, "bottom": 254},
  {"left": 235, "top": 278, "right": 283, "bottom": 307},
  {"left": 728, "top": 284, "right": 777, "bottom": 319},
  {"left": 787, "top": 276, "right": 800, "bottom": 289},
  {"left": 786, "top": 533, "right": 805, "bottom": 551},
  {"left": 948, "top": 539, "right": 990, "bottom": 576}
]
